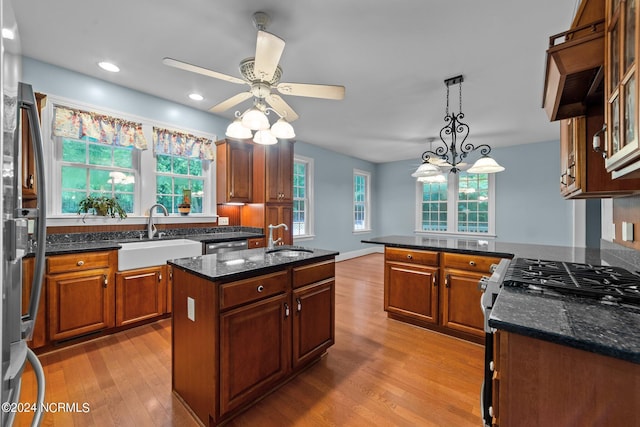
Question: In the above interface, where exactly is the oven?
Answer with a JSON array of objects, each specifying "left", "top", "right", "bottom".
[{"left": 478, "top": 258, "right": 511, "bottom": 427}]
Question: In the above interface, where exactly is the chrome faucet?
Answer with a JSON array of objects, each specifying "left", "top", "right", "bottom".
[
  {"left": 267, "top": 223, "right": 288, "bottom": 250},
  {"left": 147, "top": 203, "right": 169, "bottom": 239}
]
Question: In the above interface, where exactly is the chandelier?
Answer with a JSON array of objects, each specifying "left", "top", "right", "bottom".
[
  {"left": 412, "top": 75, "right": 504, "bottom": 179},
  {"left": 225, "top": 98, "right": 295, "bottom": 145}
]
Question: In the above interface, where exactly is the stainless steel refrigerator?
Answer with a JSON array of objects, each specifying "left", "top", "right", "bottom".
[{"left": 1, "top": 0, "right": 47, "bottom": 425}]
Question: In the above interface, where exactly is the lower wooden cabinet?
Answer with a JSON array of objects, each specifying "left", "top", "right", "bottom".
[
  {"left": 384, "top": 247, "right": 502, "bottom": 342},
  {"left": 115, "top": 265, "right": 168, "bottom": 326}
]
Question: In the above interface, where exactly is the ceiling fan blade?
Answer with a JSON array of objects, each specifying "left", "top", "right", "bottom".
[
  {"left": 254, "top": 31, "right": 285, "bottom": 82},
  {"left": 276, "top": 82, "right": 345, "bottom": 100},
  {"left": 209, "top": 92, "right": 253, "bottom": 113},
  {"left": 266, "top": 94, "right": 299, "bottom": 122},
  {"left": 162, "top": 57, "right": 247, "bottom": 85}
]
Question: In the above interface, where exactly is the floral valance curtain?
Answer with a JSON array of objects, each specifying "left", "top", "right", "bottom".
[
  {"left": 53, "top": 106, "right": 148, "bottom": 150},
  {"left": 152, "top": 127, "right": 214, "bottom": 161}
]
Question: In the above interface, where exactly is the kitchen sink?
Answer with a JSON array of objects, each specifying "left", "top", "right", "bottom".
[
  {"left": 118, "top": 238, "right": 202, "bottom": 270},
  {"left": 266, "top": 247, "right": 314, "bottom": 258}
]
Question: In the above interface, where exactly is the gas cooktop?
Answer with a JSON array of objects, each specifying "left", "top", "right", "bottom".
[{"left": 505, "top": 258, "right": 640, "bottom": 306}]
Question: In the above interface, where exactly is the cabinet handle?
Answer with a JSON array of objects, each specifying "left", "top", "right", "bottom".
[
  {"left": 158, "top": 273, "right": 162, "bottom": 281},
  {"left": 445, "top": 274, "right": 450, "bottom": 288},
  {"left": 103, "top": 274, "right": 108, "bottom": 288},
  {"left": 28, "top": 174, "right": 34, "bottom": 189},
  {"left": 76, "top": 260, "right": 85, "bottom": 266},
  {"left": 296, "top": 297, "right": 302, "bottom": 312},
  {"left": 433, "top": 274, "right": 437, "bottom": 287},
  {"left": 284, "top": 303, "right": 290, "bottom": 317},
  {"left": 229, "top": 191, "right": 233, "bottom": 197},
  {"left": 406, "top": 254, "right": 413, "bottom": 260},
  {"left": 257, "top": 285, "right": 264, "bottom": 293},
  {"left": 469, "top": 260, "right": 476, "bottom": 267}
]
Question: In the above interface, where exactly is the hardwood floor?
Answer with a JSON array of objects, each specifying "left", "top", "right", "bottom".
[{"left": 15, "top": 253, "right": 484, "bottom": 426}]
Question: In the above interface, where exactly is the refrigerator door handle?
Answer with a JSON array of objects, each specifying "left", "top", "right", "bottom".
[{"left": 18, "top": 83, "right": 47, "bottom": 341}]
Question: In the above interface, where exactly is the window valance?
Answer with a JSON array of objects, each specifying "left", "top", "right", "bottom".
[
  {"left": 53, "top": 106, "right": 148, "bottom": 150},
  {"left": 152, "top": 127, "right": 214, "bottom": 160}
]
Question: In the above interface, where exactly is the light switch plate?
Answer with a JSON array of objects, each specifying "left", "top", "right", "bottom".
[
  {"left": 218, "top": 216, "right": 229, "bottom": 225},
  {"left": 622, "top": 222, "right": 634, "bottom": 242},
  {"left": 187, "top": 297, "right": 195, "bottom": 321}
]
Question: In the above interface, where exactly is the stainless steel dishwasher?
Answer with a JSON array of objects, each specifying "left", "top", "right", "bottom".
[{"left": 204, "top": 240, "right": 248, "bottom": 255}]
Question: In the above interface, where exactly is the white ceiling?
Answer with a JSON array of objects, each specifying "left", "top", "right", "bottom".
[{"left": 13, "top": 0, "right": 578, "bottom": 163}]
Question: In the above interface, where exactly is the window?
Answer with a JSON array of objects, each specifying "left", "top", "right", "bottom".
[
  {"left": 59, "top": 137, "right": 136, "bottom": 214},
  {"left": 156, "top": 155, "right": 204, "bottom": 214},
  {"left": 353, "top": 169, "right": 371, "bottom": 232},
  {"left": 293, "top": 156, "right": 314, "bottom": 238},
  {"left": 417, "top": 172, "right": 494, "bottom": 235}
]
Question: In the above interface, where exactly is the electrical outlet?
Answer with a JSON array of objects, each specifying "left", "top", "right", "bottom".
[
  {"left": 622, "top": 222, "right": 634, "bottom": 242},
  {"left": 218, "top": 216, "right": 229, "bottom": 225}
]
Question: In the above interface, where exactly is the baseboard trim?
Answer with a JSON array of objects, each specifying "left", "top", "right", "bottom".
[{"left": 335, "top": 246, "right": 383, "bottom": 262}]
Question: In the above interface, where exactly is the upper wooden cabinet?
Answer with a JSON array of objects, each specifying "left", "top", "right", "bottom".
[
  {"left": 21, "top": 93, "right": 46, "bottom": 209},
  {"left": 560, "top": 113, "right": 640, "bottom": 197},
  {"left": 265, "top": 141, "right": 294, "bottom": 202},
  {"left": 216, "top": 139, "right": 253, "bottom": 203},
  {"left": 605, "top": 0, "right": 640, "bottom": 178}
]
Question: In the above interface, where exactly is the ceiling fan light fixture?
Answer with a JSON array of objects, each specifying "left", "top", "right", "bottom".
[
  {"left": 241, "top": 107, "right": 270, "bottom": 130},
  {"left": 253, "top": 129, "right": 278, "bottom": 145},
  {"left": 226, "top": 118, "right": 253, "bottom": 139},
  {"left": 270, "top": 117, "right": 295, "bottom": 139},
  {"left": 467, "top": 156, "right": 505, "bottom": 174}
]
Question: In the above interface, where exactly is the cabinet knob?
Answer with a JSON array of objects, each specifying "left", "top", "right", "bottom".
[
  {"left": 406, "top": 254, "right": 413, "bottom": 260},
  {"left": 469, "top": 260, "right": 476, "bottom": 266},
  {"left": 103, "top": 274, "right": 108, "bottom": 288},
  {"left": 28, "top": 174, "right": 34, "bottom": 189},
  {"left": 257, "top": 285, "right": 264, "bottom": 293},
  {"left": 296, "top": 297, "right": 302, "bottom": 312},
  {"left": 284, "top": 303, "right": 290, "bottom": 317},
  {"left": 488, "top": 406, "right": 494, "bottom": 418},
  {"left": 76, "top": 260, "right": 85, "bottom": 266}
]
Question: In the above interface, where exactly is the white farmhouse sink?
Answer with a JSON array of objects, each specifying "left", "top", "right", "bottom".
[{"left": 118, "top": 238, "right": 202, "bottom": 271}]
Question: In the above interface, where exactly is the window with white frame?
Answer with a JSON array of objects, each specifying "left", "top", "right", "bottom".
[
  {"left": 293, "top": 156, "right": 314, "bottom": 238},
  {"left": 155, "top": 155, "right": 204, "bottom": 214},
  {"left": 417, "top": 172, "right": 494, "bottom": 234},
  {"left": 353, "top": 169, "right": 371, "bottom": 232}
]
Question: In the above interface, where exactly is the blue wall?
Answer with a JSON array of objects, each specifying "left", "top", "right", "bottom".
[{"left": 24, "top": 58, "right": 573, "bottom": 254}]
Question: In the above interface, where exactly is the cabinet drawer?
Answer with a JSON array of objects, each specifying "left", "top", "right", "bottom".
[
  {"left": 385, "top": 247, "right": 439, "bottom": 266},
  {"left": 442, "top": 252, "right": 503, "bottom": 274},
  {"left": 220, "top": 270, "right": 288, "bottom": 310},
  {"left": 248, "top": 238, "right": 265, "bottom": 248},
  {"left": 47, "top": 251, "right": 113, "bottom": 274},
  {"left": 293, "top": 259, "right": 335, "bottom": 288}
]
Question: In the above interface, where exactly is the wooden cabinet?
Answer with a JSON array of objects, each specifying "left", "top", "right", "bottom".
[
  {"left": 21, "top": 257, "right": 46, "bottom": 349},
  {"left": 20, "top": 93, "right": 46, "bottom": 209},
  {"left": 384, "top": 248, "right": 501, "bottom": 342},
  {"left": 493, "top": 331, "right": 639, "bottom": 426},
  {"left": 216, "top": 139, "right": 253, "bottom": 203},
  {"left": 115, "top": 265, "right": 167, "bottom": 326},
  {"left": 46, "top": 251, "right": 116, "bottom": 341},
  {"left": 265, "top": 141, "right": 293, "bottom": 202},
  {"left": 172, "top": 257, "right": 336, "bottom": 426},
  {"left": 266, "top": 204, "right": 293, "bottom": 246},
  {"left": 605, "top": 0, "right": 640, "bottom": 178},
  {"left": 247, "top": 237, "right": 265, "bottom": 248}
]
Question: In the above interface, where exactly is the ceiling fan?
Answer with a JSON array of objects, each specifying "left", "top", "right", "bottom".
[{"left": 162, "top": 11, "right": 345, "bottom": 123}]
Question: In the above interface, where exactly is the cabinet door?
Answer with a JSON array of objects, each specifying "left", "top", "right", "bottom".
[
  {"left": 115, "top": 266, "right": 167, "bottom": 326},
  {"left": 216, "top": 139, "right": 253, "bottom": 203},
  {"left": 266, "top": 204, "right": 293, "bottom": 245},
  {"left": 559, "top": 117, "right": 584, "bottom": 196},
  {"left": 384, "top": 262, "right": 438, "bottom": 324},
  {"left": 21, "top": 257, "right": 47, "bottom": 348},
  {"left": 219, "top": 293, "right": 290, "bottom": 416},
  {"left": 292, "top": 278, "right": 335, "bottom": 368},
  {"left": 265, "top": 141, "right": 293, "bottom": 202},
  {"left": 442, "top": 269, "right": 485, "bottom": 338},
  {"left": 47, "top": 269, "right": 115, "bottom": 341}
]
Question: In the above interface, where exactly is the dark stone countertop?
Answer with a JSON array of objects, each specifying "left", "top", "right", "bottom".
[
  {"left": 168, "top": 246, "right": 339, "bottom": 283},
  {"left": 489, "top": 287, "right": 640, "bottom": 364},
  {"left": 363, "top": 234, "right": 640, "bottom": 364}
]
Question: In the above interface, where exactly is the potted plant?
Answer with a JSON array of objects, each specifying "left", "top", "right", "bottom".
[
  {"left": 77, "top": 195, "right": 128, "bottom": 221},
  {"left": 178, "top": 189, "right": 191, "bottom": 216}
]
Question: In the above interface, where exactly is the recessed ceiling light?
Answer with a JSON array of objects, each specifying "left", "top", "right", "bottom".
[
  {"left": 98, "top": 61, "right": 120, "bottom": 73},
  {"left": 189, "top": 93, "right": 204, "bottom": 101},
  {"left": 2, "top": 28, "right": 15, "bottom": 40}
]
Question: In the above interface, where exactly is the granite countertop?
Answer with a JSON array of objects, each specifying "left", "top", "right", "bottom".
[
  {"left": 489, "top": 286, "right": 640, "bottom": 364},
  {"left": 363, "top": 234, "right": 640, "bottom": 364},
  {"left": 168, "top": 246, "right": 339, "bottom": 283}
]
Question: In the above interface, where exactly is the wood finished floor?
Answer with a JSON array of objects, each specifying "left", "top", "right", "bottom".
[{"left": 15, "top": 253, "right": 484, "bottom": 426}]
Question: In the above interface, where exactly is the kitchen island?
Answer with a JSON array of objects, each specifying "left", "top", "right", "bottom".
[{"left": 168, "top": 246, "right": 338, "bottom": 426}]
